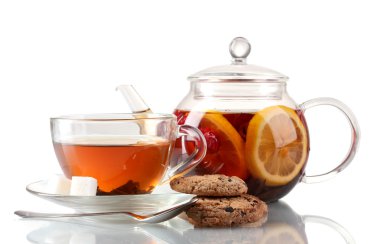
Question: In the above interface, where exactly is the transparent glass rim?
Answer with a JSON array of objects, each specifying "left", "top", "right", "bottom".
[
  {"left": 50, "top": 113, "right": 176, "bottom": 121},
  {"left": 188, "top": 78, "right": 287, "bottom": 83}
]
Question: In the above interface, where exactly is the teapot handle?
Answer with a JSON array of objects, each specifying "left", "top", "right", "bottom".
[{"left": 299, "top": 97, "right": 360, "bottom": 183}]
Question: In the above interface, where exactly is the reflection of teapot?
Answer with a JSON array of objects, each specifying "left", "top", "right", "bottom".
[
  {"left": 263, "top": 201, "right": 307, "bottom": 243},
  {"left": 264, "top": 201, "right": 355, "bottom": 243},
  {"left": 173, "top": 37, "right": 360, "bottom": 202},
  {"left": 180, "top": 201, "right": 355, "bottom": 244}
]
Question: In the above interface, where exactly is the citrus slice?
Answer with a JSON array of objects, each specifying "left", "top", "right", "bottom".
[
  {"left": 198, "top": 112, "right": 249, "bottom": 179},
  {"left": 246, "top": 106, "right": 308, "bottom": 186}
]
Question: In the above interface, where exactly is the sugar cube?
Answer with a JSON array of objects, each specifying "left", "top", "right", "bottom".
[
  {"left": 70, "top": 176, "right": 97, "bottom": 196},
  {"left": 45, "top": 174, "right": 72, "bottom": 195}
]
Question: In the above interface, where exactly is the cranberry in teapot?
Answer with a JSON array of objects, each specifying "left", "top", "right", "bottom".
[{"left": 173, "top": 37, "right": 359, "bottom": 202}]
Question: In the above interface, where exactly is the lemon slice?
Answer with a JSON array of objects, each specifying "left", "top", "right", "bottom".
[
  {"left": 246, "top": 106, "right": 308, "bottom": 186},
  {"left": 199, "top": 113, "right": 249, "bottom": 179}
]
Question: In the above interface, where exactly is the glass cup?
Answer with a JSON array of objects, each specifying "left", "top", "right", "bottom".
[{"left": 50, "top": 113, "right": 206, "bottom": 195}]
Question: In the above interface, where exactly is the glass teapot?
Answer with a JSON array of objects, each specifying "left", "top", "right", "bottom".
[{"left": 173, "top": 37, "right": 360, "bottom": 202}]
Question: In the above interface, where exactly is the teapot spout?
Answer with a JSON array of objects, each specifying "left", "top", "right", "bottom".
[{"left": 116, "top": 84, "right": 152, "bottom": 113}]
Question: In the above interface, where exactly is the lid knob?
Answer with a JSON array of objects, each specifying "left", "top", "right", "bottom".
[{"left": 229, "top": 37, "right": 251, "bottom": 64}]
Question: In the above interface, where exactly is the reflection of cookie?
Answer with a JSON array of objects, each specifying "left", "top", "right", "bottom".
[
  {"left": 182, "top": 225, "right": 265, "bottom": 244},
  {"left": 170, "top": 174, "right": 247, "bottom": 196},
  {"left": 186, "top": 194, "right": 268, "bottom": 227}
]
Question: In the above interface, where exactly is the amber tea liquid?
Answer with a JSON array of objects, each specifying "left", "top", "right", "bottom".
[
  {"left": 174, "top": 109, "right": 309, "bottom": 202},
  {"left": 53, "top": 136, "right": 171, "bottom": 194}
]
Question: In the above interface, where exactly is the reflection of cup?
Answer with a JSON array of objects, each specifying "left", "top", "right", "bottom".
[
  {"left": 26, "top": 218, "right": 192, "bottom": 244},
  {"left": 50, "top": 113, "right": 206, "bottom": 195}
]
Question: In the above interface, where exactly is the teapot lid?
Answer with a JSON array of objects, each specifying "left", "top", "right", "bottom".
[{"left": 188, "top": 37, "right": 288, "bottom": 83}]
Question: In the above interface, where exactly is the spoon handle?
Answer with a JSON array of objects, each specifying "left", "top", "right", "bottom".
[{"left": 14, "top": 210, "right": 124, "bottom": 218}]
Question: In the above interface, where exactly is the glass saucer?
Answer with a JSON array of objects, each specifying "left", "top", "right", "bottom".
[{"left": 26, "top": 180, "right": 195, "bottom": 214}]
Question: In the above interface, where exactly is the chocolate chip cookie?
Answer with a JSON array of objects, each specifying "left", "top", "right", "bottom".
[
  {"left": 186, "top": 194, "right": 268, "bottom": 227},
  {"left": 170, "top": 174, "right": 248, "bottom": 196}
]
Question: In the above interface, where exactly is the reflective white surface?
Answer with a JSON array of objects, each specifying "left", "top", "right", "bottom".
[
  {"left": 11, "top": 200, "right": 355, "bottom": 244},
  {"left": 9, "top": 172, "right": 378, "bottom": 243}
]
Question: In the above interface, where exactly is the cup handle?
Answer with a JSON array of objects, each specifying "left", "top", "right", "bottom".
[
  {"left": 165, "top": 125, "right": 207, "bottom": 182},
  {"left": 302, "top": 215, "right": 356, "bottom": 243},
  {"left": 299, "top": 97, "right": 360, "bottom": 183}
]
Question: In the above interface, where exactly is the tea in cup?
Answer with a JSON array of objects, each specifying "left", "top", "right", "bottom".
[{"left": 50, "top": 113, "right": 206, "bottom": 195}]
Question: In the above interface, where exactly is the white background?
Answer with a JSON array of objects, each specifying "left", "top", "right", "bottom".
[{"left": 0, "top": 0, "right": 378, "bottom": 243}]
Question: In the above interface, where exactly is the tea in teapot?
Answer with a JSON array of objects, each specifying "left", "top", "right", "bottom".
[{"left": 173, "top": 37, "right": 359, "bottom": 202}]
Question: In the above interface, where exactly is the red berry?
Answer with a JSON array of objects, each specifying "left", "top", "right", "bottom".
[
  {"left": 174, "top": 110, "right": 188, "bottom": 125},
  {"left": 200, "top": 128, "right": 220, "bottom": 153}
]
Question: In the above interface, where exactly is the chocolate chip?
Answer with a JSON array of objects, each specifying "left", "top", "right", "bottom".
[
  {"left": 224, "top": 207, "right": 234, "bottom": 213},
  {"left": 228, "top": 178, "right": 232, "bottom": 182}
]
